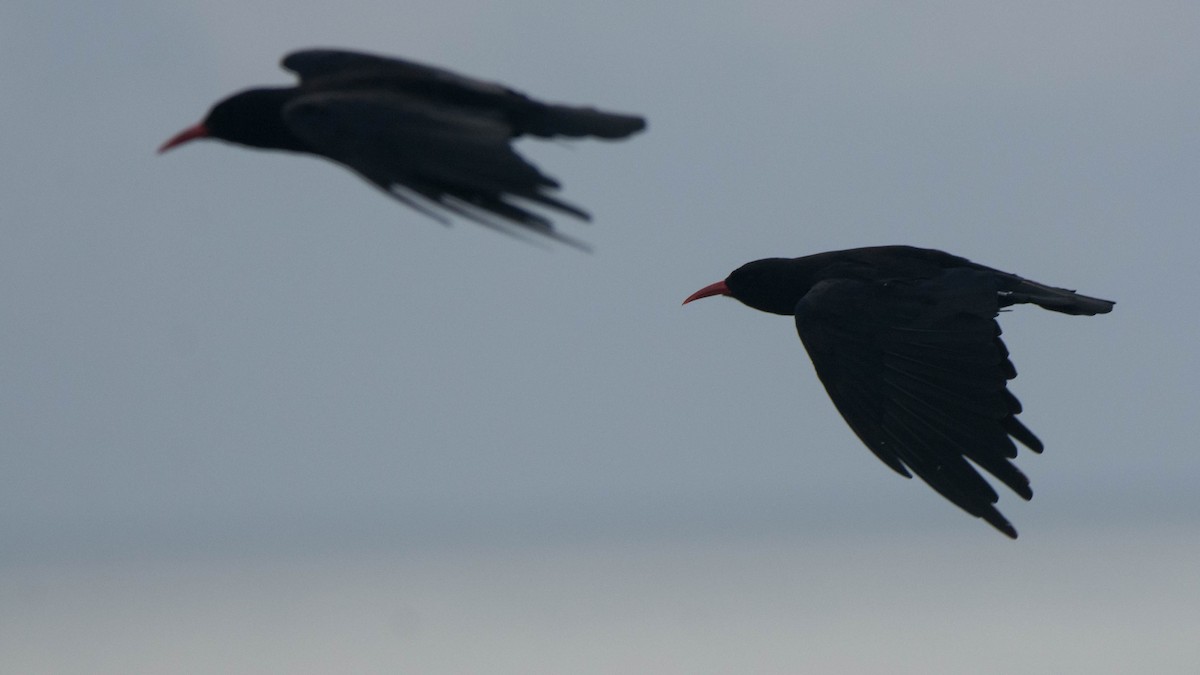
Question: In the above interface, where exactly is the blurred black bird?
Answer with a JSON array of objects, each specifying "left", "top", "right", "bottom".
[
  {"left": 160, "top": 48, "right": 646, "bottom": 248},
  {"left": 684, "top": 245, "right": 1113, "bottom": 538}
]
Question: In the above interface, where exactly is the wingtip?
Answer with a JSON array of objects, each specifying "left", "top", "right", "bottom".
[{"left": 984, "top": 511, "right": 1019, "bottom": 539}]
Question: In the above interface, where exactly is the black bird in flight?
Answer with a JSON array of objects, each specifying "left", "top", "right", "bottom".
[
  {"left": 684, "top": 245, "right": 1113, "bottom": 538},
  {"left": 159, "top": 48, "right": 645, "bottom": 248}
]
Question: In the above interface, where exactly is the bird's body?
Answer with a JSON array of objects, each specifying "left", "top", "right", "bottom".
[
  {"left": 159, "top": 48, "right": 645, "bottom": 247},
  {"left": 684, "top": 245, "right": 1113, "bottom": 538}
]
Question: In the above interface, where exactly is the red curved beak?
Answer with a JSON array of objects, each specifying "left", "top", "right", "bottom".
[
  {"left": 683, "top": 280, "right": 731, "bottom": 305},
  {"left": 158, "top": 123, "right": 209, "bottom": 153}
]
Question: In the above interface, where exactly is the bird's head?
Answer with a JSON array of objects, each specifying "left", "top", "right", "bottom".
[
  {"left": 684, "top": 258, "right": 812, "bottom": 316},
  {"left": 159, "top": 88, "right": 304, "bottom": 153}
]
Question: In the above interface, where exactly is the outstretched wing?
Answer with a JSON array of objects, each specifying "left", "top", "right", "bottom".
[
  {"left": 281, "top": 91, "right": 590, "bottom": 246},
  {"left": 793, "top": 269, "right": 1042, "bottom": 538},
  {"left": 282, "top": 48, "right": 646, "bottom": 141},
  {"left": 282, "top": 48, "right": 514, "bottom": 98}
]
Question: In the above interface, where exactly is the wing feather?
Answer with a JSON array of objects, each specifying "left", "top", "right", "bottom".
[
  {"left": 795, "top": 271, "right": 1036, "bottom": 538},
  {"left": 282, "top": 48, "right": 512, "bottom": 97},
  {"left": 280, "top": 91, "right": 588, "bottom": 237}
]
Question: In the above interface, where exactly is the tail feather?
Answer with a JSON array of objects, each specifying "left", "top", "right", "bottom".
[
  {"left": 522, "top": 105, "right": 646, "bottom": 140},
  {"left": 999, "top": 277, "right": 1115, "bottom": 316}
]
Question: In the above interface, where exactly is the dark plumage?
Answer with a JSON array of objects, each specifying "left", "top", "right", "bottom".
[
  {"left": 684, "top": 245, "right": 1113, "bottom": 538},
  {"left": 159, "top": 48, "right": 646, "bottom": 248}
]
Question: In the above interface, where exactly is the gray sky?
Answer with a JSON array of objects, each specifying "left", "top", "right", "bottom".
[{"left": 2, "top": 1, "right": 1199, "bottom": 672}]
